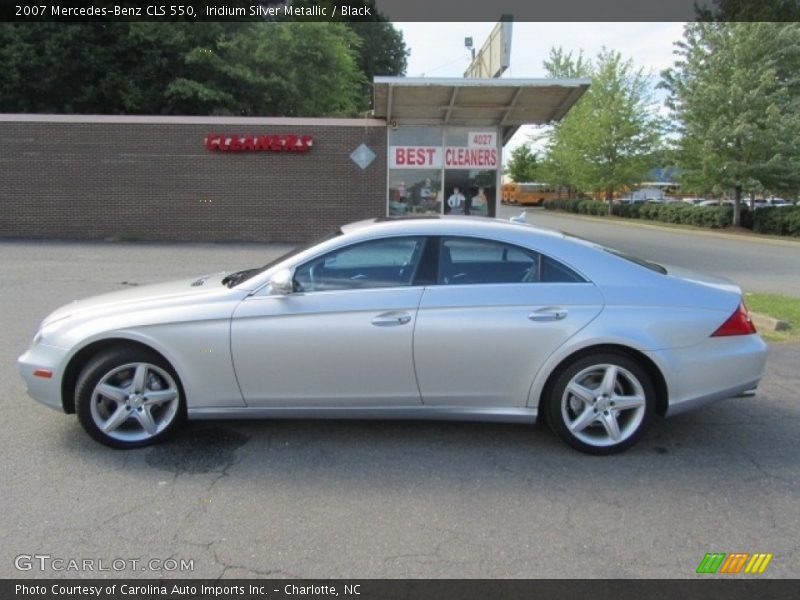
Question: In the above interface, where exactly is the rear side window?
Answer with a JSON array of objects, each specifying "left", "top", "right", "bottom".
[{"left": 438, "top": 237, "right": 585, "bottom": 285}]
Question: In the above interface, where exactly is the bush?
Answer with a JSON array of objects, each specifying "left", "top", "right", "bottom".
[
  {"left": 664, "top": 203, "right": 695, "bottom": 224},
  {"left": 577, "top": 200, "right": 607, "bottom": 215},
  {"left": 613, "top": 203, "right": 642, "bottom": 219},
  {"left": 753, "top": 206, "right": 800, "bottom": 236},
  {"left": 544, "top": 197, "right": 799, "bottom": 237},
  {"left": 543, "top": 197, "right": 603, "bottom": 214},
  {"left": 638, "top": 203, "right": 659, "bottom": 221}
]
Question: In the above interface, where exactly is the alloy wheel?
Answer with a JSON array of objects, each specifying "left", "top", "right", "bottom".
[
  {"left": 89, "top": 362, "right": 180, "bottom": 443},
  {"left": 560, "top": 363, "right": 647, "bottom": 448}
]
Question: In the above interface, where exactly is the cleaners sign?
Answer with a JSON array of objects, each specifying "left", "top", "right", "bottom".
[
  {"left": 205, "top": 133, "right": 313, "bottom": 152},
  {"left": 390, "top": 132, "right": 498, "bottom": 169}
]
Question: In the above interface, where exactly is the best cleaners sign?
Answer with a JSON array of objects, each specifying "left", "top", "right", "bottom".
[{"left": 389, "top": 131, "right": 498, "bottom": 169}]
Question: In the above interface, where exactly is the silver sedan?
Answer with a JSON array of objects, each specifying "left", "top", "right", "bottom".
[{"left": 18, "top": 217, "right": 768, "bottom": 454}]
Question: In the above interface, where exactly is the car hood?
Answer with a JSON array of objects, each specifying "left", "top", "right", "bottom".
[{"left": 42, "top": 272, "right": 234, "bottom": 326}]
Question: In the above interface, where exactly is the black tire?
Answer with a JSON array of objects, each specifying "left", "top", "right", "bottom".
[
  {"left": 75, "top": 346, "right": 185, "bottom": 449},
  {"left": 544, "top": 352, "right": 655, "bottom": 455}
]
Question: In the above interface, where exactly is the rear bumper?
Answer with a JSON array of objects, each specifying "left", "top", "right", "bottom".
[
  {"left": 665, "top": 379, "right": 762, "bottom": 417},
  {"left": 648, "top": 334, "right": 768, "bottom": 417}
]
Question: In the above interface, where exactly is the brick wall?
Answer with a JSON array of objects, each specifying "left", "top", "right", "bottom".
[{"left": 0, "top": 116, "right": 387, "bottom": 243}]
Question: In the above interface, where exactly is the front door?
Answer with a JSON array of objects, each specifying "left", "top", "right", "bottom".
[{"left": 231, "top": 236, "right": 427, "bottom": 407}]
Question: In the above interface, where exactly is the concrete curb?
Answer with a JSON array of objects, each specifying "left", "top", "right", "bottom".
[{"left": 751, "top": 311, "right": 791, "bottom": 332}]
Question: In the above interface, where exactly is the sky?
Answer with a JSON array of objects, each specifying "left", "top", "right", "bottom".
[{"left": 394, "top": 22, "right": 687, "bottom": 155}]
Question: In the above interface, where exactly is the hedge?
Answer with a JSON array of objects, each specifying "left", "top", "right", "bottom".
[
  {"left": 752, "top": 206, "right": 800, "bottom": 237},
  {"left": 542, "top": 199, "right": 800, "bottom": 235}
]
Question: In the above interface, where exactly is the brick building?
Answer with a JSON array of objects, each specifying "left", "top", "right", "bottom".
[
  {"left": 0, "top": 78, "right": 589, "bottom": 243},
  {"left": 0, "top": 115, "right": 386, "bottom": 243}
]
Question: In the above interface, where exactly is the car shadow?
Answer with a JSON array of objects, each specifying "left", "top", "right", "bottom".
[{"left": 56, "top": 395, "right": 799, "bottom": 494}]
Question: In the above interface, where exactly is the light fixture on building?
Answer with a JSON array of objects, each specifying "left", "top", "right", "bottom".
[{"left": 464, "top": 37, "right": 475, "bottom": 61}]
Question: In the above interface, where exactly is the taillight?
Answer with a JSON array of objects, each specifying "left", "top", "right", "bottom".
[{"left": 711, "top": 302, "right": 757, "bottom": 337}]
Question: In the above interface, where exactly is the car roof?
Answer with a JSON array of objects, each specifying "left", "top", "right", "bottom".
[
  {"left": 236, "top": 214, "right": 673, "bottom": 294},
  {"left": 340, "top": 215, "right": 569, "bottom": 242},
  {"left": 331, "top": 216, "right": 683, "bottom": 288}
]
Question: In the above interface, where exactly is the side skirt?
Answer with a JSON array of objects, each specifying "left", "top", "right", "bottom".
[{"left": 188, "top": 406, "right": 539, "bottom": 424}]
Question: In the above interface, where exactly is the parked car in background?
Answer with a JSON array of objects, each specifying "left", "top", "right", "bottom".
[
  {"left": 618, "top": 187, "right": 667, "bottom": 204},
  {"left": 696, "top": 199, "right": 742, "bottom": 207},
  {"left": 754, "top": 197, "right": 793, "bottom": 209},
  {"left": 18, "top": 216, "right": 768, "bottom": 455},
  {"left": 619, "top": 196, "right": 665, "bottom": 205}
]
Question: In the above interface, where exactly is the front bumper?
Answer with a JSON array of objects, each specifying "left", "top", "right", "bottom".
[{"left": 18, "top": 344, "right": 70, "bottom": 412}]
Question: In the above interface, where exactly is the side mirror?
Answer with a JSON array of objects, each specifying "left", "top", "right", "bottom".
[{"left": 269, "top": 269, "right": 294, "bottom": 295}]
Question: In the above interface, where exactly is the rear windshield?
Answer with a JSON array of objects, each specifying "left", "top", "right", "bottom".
[
  {"left": 602, "top": 247, "right": 667, "bottom": 274},
  {"left": 562, "top": 232, "right": 667, "bottom": 275}
]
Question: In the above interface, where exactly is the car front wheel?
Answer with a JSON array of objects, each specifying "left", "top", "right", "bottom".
[
  {"left": 75, "top": 347, "right": 184, "bottom": 449},
  {"left": 545, "top": 352, "right": 655, "bottom": 455}
]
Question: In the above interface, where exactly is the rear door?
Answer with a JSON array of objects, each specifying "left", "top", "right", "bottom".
[{"left": 413, "top": 236, "right": 604, "bottom": 408}]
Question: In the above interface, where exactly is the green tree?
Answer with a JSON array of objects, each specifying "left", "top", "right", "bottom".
[
  {"left": 0, "top": 23, "right": 126, "bottom": 113},
  {"left": 537, "top": 47, "right": 593, "bottom": 197},
  {"left": 288, "top": 0, "right": 408, "bottom": 101},
  {"left": 0, "top": 22, "right": 248, "bottom": 114},
  {"left": 661, "top": 22, "right": 800, "bottom": 225},
  {"left": 542, "top": 47, "right": 592, "bottom": 79},
  {"left": 540, "top": 48, "right": 664, "bottom": 204},
  {"left": 167, "top": 22, "right": 366, "bottom": 116},
  {"left": 696, "top": 0, "right": 800, "bottom": 21},
  {"left": 505, "top": 144, "right": 539, "bottom": 183},
  {"left": 0, "top": 19, "right": 392, "bottom": 116},
  {"left": 349, "top": 20, "right": 408, "bottom": 81}
]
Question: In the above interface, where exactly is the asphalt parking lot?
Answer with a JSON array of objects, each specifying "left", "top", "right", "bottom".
[{"left": 2, "top": 236, "right": 799, "bottom": 579}]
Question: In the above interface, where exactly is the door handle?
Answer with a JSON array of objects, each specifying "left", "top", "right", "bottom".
[
  {"left": 371, "top": 311, "right": 412, "bottom": 326},
  {"left": 528, "top": 308, "right": 568, "bottom": 322}
]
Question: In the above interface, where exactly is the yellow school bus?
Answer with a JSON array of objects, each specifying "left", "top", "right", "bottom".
[{"left": 501, "top": 182, "right": 564, "bottom": 206}]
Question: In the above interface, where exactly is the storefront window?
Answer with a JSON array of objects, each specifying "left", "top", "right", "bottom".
[
  {"left": 389, "top": 126, "right": 443, "bottom": 147},
  {"left": 388, "top": 127, "right": 444, "bottom": 216},
  {"left": 389, "top": 170, "right": 441, "bottom": 216},
  {"left": 387, "top": 126, "right": 499, "bottom": 217}
]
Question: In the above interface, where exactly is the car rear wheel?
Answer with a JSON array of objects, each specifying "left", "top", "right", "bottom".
[
  {"left": 545, "top": 352, "right": 655, "bottom": 455},
  {"left": 75, "top": 347, "right": 184, "bottom": 449}
]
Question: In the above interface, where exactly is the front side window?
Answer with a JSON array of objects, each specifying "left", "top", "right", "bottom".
[
  {"left": 294, "top": 237, "right": 426, "bottom": 292},
  {"left": 438, "top": 237, "right": 585, "bottom": 285}
]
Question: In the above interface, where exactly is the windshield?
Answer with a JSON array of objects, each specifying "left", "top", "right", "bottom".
[{"left": 223, "top": 229, "right": 343, "bottom": 288}]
